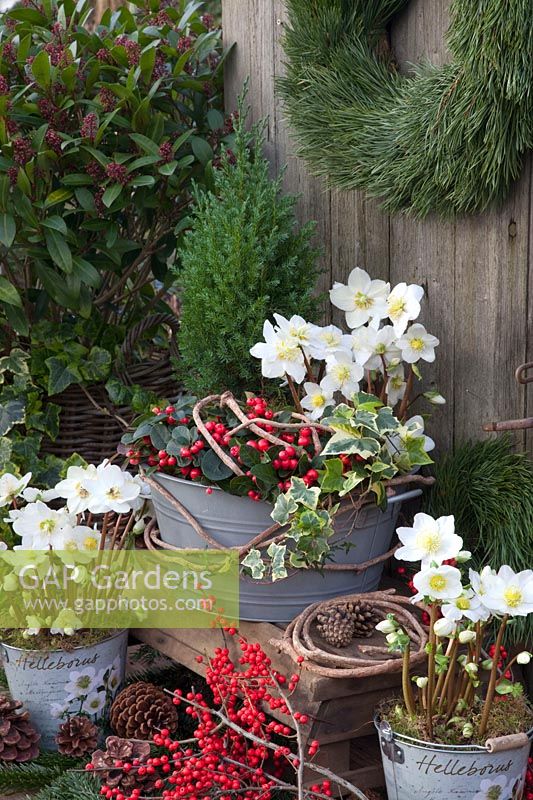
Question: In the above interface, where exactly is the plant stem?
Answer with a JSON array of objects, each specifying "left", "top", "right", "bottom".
[
  {"left": 398, "top": 365, "right": 414, "bottom": 421},
  {"left": 426, "top": 604, "right": 437, "bottom": 739},
  {"left": 479, "top": 615, "right": 508, "bottom": 737},
  {"left": 286, "top": 374, "right": 304, "bottom": 415},
  {"left": 435, "top": 637, "right": 457, "bottom": 712},
  {"left": 402, "top": 645, "right": 416, "bottom": 716}
]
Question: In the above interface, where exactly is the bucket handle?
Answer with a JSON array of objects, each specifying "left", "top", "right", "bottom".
[
  {"left": 485, "top": 733, "right": 530, "bottom": 753},
  {"left": 387, "top": 488, "right": 422, "bottom": 506}
]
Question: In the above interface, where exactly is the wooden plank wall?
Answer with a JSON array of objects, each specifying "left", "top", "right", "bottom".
[{"left": 221, "top": 0, "right": 532, "bottom": 454}]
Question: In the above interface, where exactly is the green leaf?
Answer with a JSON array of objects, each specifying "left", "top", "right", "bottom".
[
  {"left": 44, "top": 188, "right": 73, "bottom": 208},
  {"left": 376, "top": 406, "right": 401, "bottom": 434},
  {"left": 0, "top": 399, "right": 25, "bottom": 435},
  {"left": 31, "top": 50, "right": 51, "bottom": 88},
  {"left": 45, "top": 229, "right": 72, "bottom": 273},
  {"left": 4, "top": 304, "right": 29, "bottom": 336},
  {"left": 102, "top": 184, "right": 122, "bottom": 207},
  {"left": 42, "top": 216, "right": 68, "bottom": 235},
  {"left": 191, "top": 136, "right": 213, "bottom": 165},
  {"left": 267, "top": 542, "right": 287, "bottom": 581},
  {"left": 72, "top": 257, "right": 100, "bottom": 288},
  {"left": 271, "top": 492, "right": 298, "bottom": 525},
  {"left": 0, "top": 277, "right": 22, "bottom": 307},
  {"left": 290, "top": 477, "right": 320, "bottom": 509},
  {"left": 130, "top": 175, "right": 155, "bottom": 187},
  {"left": 241, "top": 548, "right": 266, "bottom": 580},
  {"left": 319, "top": 458, "right": 345, "bottom": 493},
  {"left": 0, "top": 213, "right": 16, "bottom": 248},
  {"left": 353, "top": 392, "right": 383, "bottom": 412},
  {"left": 340, "top": 468, "right": 367, "bottom": 497},
  {"left": 200, "top": 449, "right": 234, "bottom": 482},
  {"left": 79, "top": 347, "right": 112, "bottom": 382},
  {"left": 239, "top": 443, "right": 262, "bottom": 467},
  {"left": 129, "top": 133, "right": 160, "bottom": 156},
  {"left": 0, "top": 437, "right": 12, "bottom": 470},
  {"left": 45, "top": 357, "right": 82, "bottom": 395}
]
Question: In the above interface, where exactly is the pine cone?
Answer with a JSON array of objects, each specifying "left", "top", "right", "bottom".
[
  {"left": 110, "top": 682, "right": 178, "bottom": 740},
  {"left": 56, "top": 715, "right": 99, "bottom": 757},
  {"left": 91, "top": 736, "right": 154, "bottom": 793},
  {"left": 316, "top": 607, "right": 355, "bottom": 648},
  {"left": 0, "top": 695, "right": 40, "bottom": 763},
  {"left": 342, "top": 600, "right": 380, "bottom": 638}
]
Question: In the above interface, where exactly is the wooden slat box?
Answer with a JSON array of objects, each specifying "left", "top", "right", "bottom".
[{"left": 132, "top": 622, "right": 401, "bottom": 790}]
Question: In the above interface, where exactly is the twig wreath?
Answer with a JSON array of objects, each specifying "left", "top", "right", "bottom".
[{"left": 278, "top": 0, "right": 533, "bottom": 216}]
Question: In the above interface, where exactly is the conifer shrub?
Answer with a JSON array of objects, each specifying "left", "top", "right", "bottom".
[{"left": 176, "top": 100, "right": 320, "bottom": 397}]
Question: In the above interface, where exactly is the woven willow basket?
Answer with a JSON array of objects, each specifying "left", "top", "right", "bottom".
[{"left": 41, "top": 312, "right": 180, "bottom": 464}]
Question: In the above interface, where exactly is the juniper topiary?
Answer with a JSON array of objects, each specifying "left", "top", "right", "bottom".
[{"left": 176, "top": 91, "right": 320, "bottom": 397}]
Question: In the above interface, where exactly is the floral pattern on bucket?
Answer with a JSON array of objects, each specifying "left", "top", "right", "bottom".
[{"left": 51, "top": 655, "right": 123, "bottom": 723}]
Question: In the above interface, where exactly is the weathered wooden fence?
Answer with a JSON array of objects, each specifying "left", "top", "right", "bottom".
[{"left": 221, "top": 0, "right": 532, "bottom": 454}]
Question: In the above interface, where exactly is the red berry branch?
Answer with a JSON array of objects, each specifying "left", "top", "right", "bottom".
[{"left": 86, "top": 633, "right": 370, "bottom": 800}]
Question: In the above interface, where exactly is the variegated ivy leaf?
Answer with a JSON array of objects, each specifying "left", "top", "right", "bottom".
[
  {"left": 290, "top": 476, "right": 320, "bottom": 509},
  {"left": 376, "top": 406, "right": 400, "bottom": 434},
  {"left": 322, "top": 431, "right": 380, "bottom": 459},
  {"left": 339, "top": 468, "right": 366, "bottom": 497},
  {"left": 241, "top": 549, "right": 266, "bottom": 580},
  {"left": 319, "top": 458, "right": 345, "bottom": 493},
  {"left": 267, "top": 542, "right": 288, "bottom": 581},
  {"left": 353, "top": 392, "right": 383, "bottom": 412},
  {"left": 351, "top": 408, "right": 380, "bottom": 434},
  {"left": 271, "top": 492, "right": 298, "bottom": 525}
]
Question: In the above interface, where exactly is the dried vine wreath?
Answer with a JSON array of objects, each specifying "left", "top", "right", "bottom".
[{"left": 279, "top": 0, "right": 533, "bottom": 216}]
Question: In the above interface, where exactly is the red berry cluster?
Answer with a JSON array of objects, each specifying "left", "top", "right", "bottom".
[
  {"left": 525, "top": 757, "right": 533, "bottom": 800},
  {"left": 488, "top": 643, "right": 512, "bottom": 680},
  {"left": 88, "top": 634, "right": 330, "bottom": 800},
  {"left": 128, "top": 397, "right": 321, "bottom": 504}
]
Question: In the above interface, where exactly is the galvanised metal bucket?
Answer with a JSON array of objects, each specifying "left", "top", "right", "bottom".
[
  {"left": 1, "top": 629, "right": 128, "bottom": 749},
  {"left": 150, "top": 472, "right": 421, "bottom": 622},
  {"left": 375, "top": 717, "right": 533, "bottom": 800}
]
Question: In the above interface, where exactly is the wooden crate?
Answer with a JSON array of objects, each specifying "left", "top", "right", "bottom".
[{"left": 132, "top": 621, "right": 399, "bottom": 790}]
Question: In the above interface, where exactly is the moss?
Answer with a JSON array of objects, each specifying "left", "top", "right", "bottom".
[
  {"left": 0, "top": 628, "right": 119, "bottom": 652},
  {"left": 379, "top": 694, "right": 533, "bottom": 746}
]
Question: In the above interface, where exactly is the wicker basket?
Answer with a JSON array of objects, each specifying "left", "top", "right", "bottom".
[{"left": 41, "top": 312, "right": 180, "bottom": 464}]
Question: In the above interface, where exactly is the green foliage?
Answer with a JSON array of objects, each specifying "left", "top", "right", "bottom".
[
  {"left": 176, "top": 92, "right": 320, "bottom": 396},
  {"left": 0, "top": 752, "right": 84, "bottom": 796},
  {"left": 424, "top": 436, "right": 533, "bottom": 643},
  {"left": 279, "top": 0, "right": 533, "bottom": 216},
  {"left": 0, "top": 0, "right": 226, "bottom": 476},
  {"left": 32, "top": 770, "right": 100, "bottom": 800}
]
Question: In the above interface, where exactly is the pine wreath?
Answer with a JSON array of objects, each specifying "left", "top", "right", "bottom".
[{"left": 279, "top": 0, "right": 533, "bottom": 216}]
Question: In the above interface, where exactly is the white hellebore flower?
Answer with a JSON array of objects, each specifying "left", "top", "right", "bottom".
[
  {"left": 301, "top": 381, "right": 334, "bottom": 420},
  {"left": 55, "top": 464, "right": 97, "bottom": 514},
  {"left": 473, "top": 776, "right": 509, "bottom": 800},
  {"left": 322, "top": 352, "right": 364, "bottom": 398},
  {"left": 351, "top": 325, "right": 379, "bottom": 367},
  {"left": 65, "top": 667, "right": 97, "bottom": 699},
  {"left": 87, "top": 462, "right": 141, "bottom": 515},
  {"left": 433, "top": 617, "right": 457, "bottom": 638},
  {"left": 441, "top": 590, "right": 490, "bottom": 623},
  {"left": 458, "top": 630, "right": 477, "bottom": 644},
  {"left": 481, "top": 565, "right": 533, "bottom": 617},
  {"left": 329, "top": 267, "right": 389, "bottom": 330},
  {"left": 397, "top": 323, "right": 439, "bottom": 364},
  {"left": 307, "top": 324, "right": 353, "bottom": 360},
  {"left": 250, "top": 320, "right": 306, "bottom": 383},
  {"left": 469, "top": 566, "right": 496, "bottom": 599},
  {"left": 375, "top": 619, "right": 397, "bottom": 635},
  {"left": 412, "top": 565, "right": 463, "bottom": 602},
  {"left": 0, "top": 472, "right": 31, "bottom": 506},
  {"left": 387, "top": 414, "right": 435, "bottom": 457},
  {"left": 21, "top": 486, "right": 58, "bottom": 503},
  {"left": 396, "top": 512, "right": 463, "bottom": 567},
  {"left": 365, "top": 326, "right": 401, "bottom": 371},
  {"left": 85, "top": 691, "right": 106, "bottom": 716},
  {"left": 10, "top": 501, "right": 75, "bottom": 549},
  {"left": 386, "top": 282, "right": 424, "bottom": 336},
  {"left": 61, "top": 525, "right": 102, "bottom": 552},
  {"left": 386, "top": 366, "right": 407, "bottom": 407},
  {"left": 273, "top": 313, "right": 314, "bottom": 350}
]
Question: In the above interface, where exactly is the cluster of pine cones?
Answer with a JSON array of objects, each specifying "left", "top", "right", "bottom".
[{"left": 316, "top": 600, "right": 379, "bottom": 648}]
